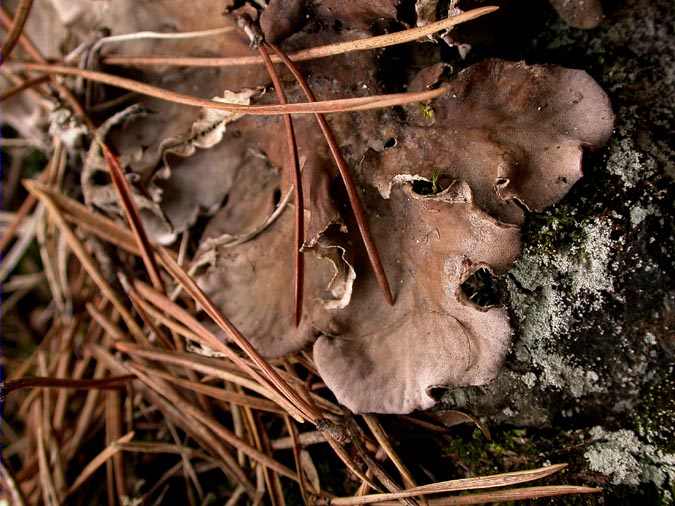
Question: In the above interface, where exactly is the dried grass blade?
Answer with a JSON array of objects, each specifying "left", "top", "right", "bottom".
[
  {"left": 127, "top": 362, "right": 299, "bottom": 483},
  {"left": 66, "top": 432, "right": 134, "bottom": 496},
  {"left": 100, "top": 144, "right": 163, "bottom": 290},
  {"left": 53, "top": 357, "right": 90, "bottom": 430},
  {"left": 24, "top": 181, "right": 146, "bottom": 341},
  {"left": 90, "top": 342, "right": 254, "bottom": 494},
  {"left": 2, "top": 375, "right": 134, "bottom": 400},
  {"left": 271, "top": 431, "right": 326, "bottom": 450},
  {"left": 267, "top": 42, "right": 393, "bottom": 304},
  {"left": 102, "top": 7, "right": 498, "bottom": 68},
  {"left": 59, "top": 363, "right": 106, "bottom": 462},
  {"left": 113, "top": 341, "right": 278, "bottom": 401},
  {"left": 284, "top": 415, "right": 312, "bottom": 504},
  {"left": 8, "top": 61, "right": 447, "bottom": 115},
  {"left": 136, "top": 263, "right": 313, "bottom": 423},
  {"left": 226, "top": 484, "right": 247, "bottom": 506},
  {"left": 258, "top": 43, "right": 304, "bottom": 326},
  {"left": 139, "top": 364, "right": 285, "bottom": 414},
  {"left": 165, "top": 420, "right": 205, "bottom": 503},
  {"left": 122, "top": 282, "right": 175, "bottom": 349},
  {"left": 329, "top": 464, "right": 568, "bottom": 505},
  {"left": 89, "top": 25, "right": 235, "bottom": 57},
  {"left": 345, "top": 419, "right": 414, "bottom": 506},
  {"left": 0, "top": 459, "right": 26, "bottom": 505},
  {"left": 40, "top": 318, "right": 76, "bottom": 427},
  {"left": 362, "top": 415, "right": 418, "bottom": 490},
  {"left": 324, "top": 435, "right": 380, "bottom": 491},
  {"left": 422, "top": 485, "right": 602, "bottom": 505},
  {"left": 121, "top": 291, "right": 200, "bottom": 344},
  {"left": 0, "top": 74, "right": 48, "bottom": 101},
  {"left": 0, "top": 6, "right": 91, "bottom": 125},
  {"left": 86, "top": 303, "right": 127, "bottom": 341},
  {"left": 26, "top": 180, "right": 140, "bottom": 255},
  {"left": 115, "top": 441, "right": 211, "bottom": 459},
  {"left": 105, "top": 390, "right": 127, "bottom": 499},
  {"left": 36, "top": 411, "right": 60, "bottom": 506},
  {"left": 0, "top": 202, "right": 43, "bottom": 284},
  {"left": 154, "top": 249, "right": 321, "bottom": 423}
]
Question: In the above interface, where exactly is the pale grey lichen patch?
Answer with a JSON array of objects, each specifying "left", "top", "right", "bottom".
[
  {"left": 507, "top": 278, "right": 603, "bottom": 396},
  {"left": 539, "top": 353, "right": 603, "bottom": 397},
  {"left": 585, "top": 426, "right": 675, "bottom": 495},
  {"left": 505, "top": 216, "right": 622, "bottom": 396},
  {"left": 606, "top": 135, "right": 657, "bottom": 189},
  {"left": 513, "top": 216, "right": 620, "bottom": 310},
  {"left": 630, "top": 206, "right": 651, "bottom": 227},
  {"left": 558, "top": 219, "right": 619, "bottom": 308},
  {"left": 521, "top": 372, "right": 537, "bottom": 388}
]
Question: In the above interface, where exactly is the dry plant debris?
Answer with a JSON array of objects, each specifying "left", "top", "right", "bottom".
[{"left": 0, "top": 0, "right": 613, "bottom": 503}]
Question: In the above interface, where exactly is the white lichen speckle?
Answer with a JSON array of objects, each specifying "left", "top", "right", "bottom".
[
  {"left": 606, "top": 136, "right": 657, "bottom": 189},
  {"left": 506, "top": 216, "right": 622, "bottom": 397},
  {"left": 585, "top": 427, "right": 675, "bottom": 492}
]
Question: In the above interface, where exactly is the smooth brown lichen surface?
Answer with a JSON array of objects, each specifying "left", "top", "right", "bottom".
[{"left": 191, "top": 59, "right": 613, "bottom": 414}]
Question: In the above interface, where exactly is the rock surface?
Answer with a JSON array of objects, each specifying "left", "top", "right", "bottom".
[{"left": 438, "top": 0, "right": 674, "bottom": 502}]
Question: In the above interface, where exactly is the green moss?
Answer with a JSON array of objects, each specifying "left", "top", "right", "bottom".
[
  {"left": 524, "top": 206, "right": 589, "bottom": 258},
  {"left": 431, "top": 170, "right": 440, "bottom": 194},
  {"left": 442, "top": 428, "right": 542, "bottom": 476},
  {"left": 633, "top": 367, "right": 675, "bottom": 452}
]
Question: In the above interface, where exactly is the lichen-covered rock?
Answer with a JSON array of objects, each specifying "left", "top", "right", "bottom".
[{"left": 442, "top": 0, "right": 674, "bottom": 501}]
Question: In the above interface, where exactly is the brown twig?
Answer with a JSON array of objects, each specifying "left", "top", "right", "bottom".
[
  {"left": 0, "top": 0, "right": 34, "bottom": 63},
  {"left": 102, "top": 7, "right": 498, "bottom": 68},
  {"left": 258, "top": 43, "right": 304, "bottom": 326},
  {"left": 100, "top": 144, "right": 164, "bottom": 291},
  {"left": 0, "top": 74, "right": 48, "bottom": 101},
  {"left": 2, "top": 375, "right": 135, "bottom": 400},
  {"left": 7, "top": 61, "right": 447, "bottom": 116},
  {"left": 0, "top": 6, "right": 91, "bottom": 127},
  {"left": 0, "top": 168, "right": 50, "bottom": 255},
  {"left": 267, "top": 42, "right": 394, "bottom": 304}
]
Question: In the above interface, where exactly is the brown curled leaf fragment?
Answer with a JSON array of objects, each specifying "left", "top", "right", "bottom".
[
  {"left": 143, "top": 88, "right": 259, "bottom": 244},
  {"left": 90, "top": 89, "right": 258, "bottom": 245},
  {"left": 548, "top": 0, "right": 604, "bottom": 29},
  {"left": 81, "top": 104, "right": 175, "bottom": 243},
  {"left": 313, "top": 180, "right": 521, "bottom": 414},
  {"left": 367, "top": 59, "right": 614, "bottom": 225}
]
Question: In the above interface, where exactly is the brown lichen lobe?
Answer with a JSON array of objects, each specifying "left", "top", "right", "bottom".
[
  {"left": 369, "top": 59, "right": 615, "bottom": 225},
  {"left": 192, "top": 61, "right": 613, "bottom": 414},
  {"left": 314, "top": 181, "right": 521, "bottom": 413}
]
